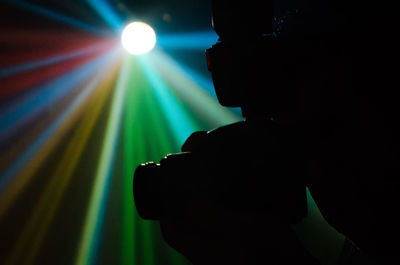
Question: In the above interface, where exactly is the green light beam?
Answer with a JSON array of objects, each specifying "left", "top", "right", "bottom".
[
  {"left": 123, "top": 56, "right": 188, "bottom": 265},
  {"left": 122, "top": 56, "right": 156, "bottom": 265},
  {"left": 122, "top": 57, "right": 138, "bottom": 265}
]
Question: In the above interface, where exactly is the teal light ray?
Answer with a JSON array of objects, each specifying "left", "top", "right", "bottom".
[
  {"left": 137, "top": 56, "right": 199, "bottom": 146},
  {"left": 86, "top": 0, "right": 124, "bottom": 32},
  {"left": 145, "top": 50, "right": 242, "bottom": 128}
]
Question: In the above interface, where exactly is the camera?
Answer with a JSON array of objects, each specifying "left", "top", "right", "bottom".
[
  {"left": 133, "top": 0, "right": 308, "bottom": 223},
  {"left": 133, "top": 120, "right": 308, "bottom": 223}
]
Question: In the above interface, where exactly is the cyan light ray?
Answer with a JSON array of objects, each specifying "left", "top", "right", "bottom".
[
  {"left": 3, "top": 0, "right": 111, "bottom": 37},
  {"left": 146, "top": 50, "right": 242, "bottom": 127},
  {"left": 157, "top": 31, "right": 219, "bottom": 50},
  {"left": 0, "top": 41, "right": 112, "bottom": 79},
  {"left": 86, "top": 0, "right": 124, "bottom": 32},
  {"left": 0, "top": 46, "right": 118, "bottom": 148},
  {"left": 74, "top": 56, "right": 130, "bottom": 265},
  {"left": 173, "top": 60, "right": 241, "bottom": 116},
  {"left": 138, "top": 56, "right": 198, "bottom": 145},
  {"left": 168, "top": 59, "right": 215, "bottom": 95},
  {"left": 0, "top": 49, "right": 120, "bottom": 193}
]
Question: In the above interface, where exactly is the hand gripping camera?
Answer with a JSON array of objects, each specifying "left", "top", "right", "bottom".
[{"left": 133, "top": 0, "right": 308, "bottom": 223}]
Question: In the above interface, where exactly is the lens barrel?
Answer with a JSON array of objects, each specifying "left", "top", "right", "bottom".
[
  {"left": 133, "top": 162, "right": 163, "bottom": 220},
  {"left": 133, "top": 153, "right": 198, "bottom": 220}
]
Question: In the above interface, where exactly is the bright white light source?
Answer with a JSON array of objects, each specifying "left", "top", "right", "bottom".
[{"left": 121, "top": 22, "right": 156, "bottom": 55}]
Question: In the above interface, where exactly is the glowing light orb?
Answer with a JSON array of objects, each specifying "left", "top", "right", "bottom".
[{"left": 121, "top": 22, "right": 156, "bottom": 55}]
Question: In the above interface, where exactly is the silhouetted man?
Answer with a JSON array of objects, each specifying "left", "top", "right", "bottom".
[{"left": 134, "top": 0, "right": 399, "bottom": 264}]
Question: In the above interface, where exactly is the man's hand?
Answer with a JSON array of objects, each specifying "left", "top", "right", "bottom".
[{"left": 159, "top": 131, "right": 316, "bottom": 265}]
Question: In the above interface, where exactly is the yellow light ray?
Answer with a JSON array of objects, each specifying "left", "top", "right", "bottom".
[
  {"left": 0, "top": 52, "right": 120, "bottom": 219},
  {"left": 4, "top": 59, "right": 121, "bottom": 265},
  {"left": 75, "top": 55, "right": 131, "bottom": 265}
]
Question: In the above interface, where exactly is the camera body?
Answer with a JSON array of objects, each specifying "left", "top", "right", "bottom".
[{"left": 133, "top": 120, "right": 308, "bottom": 223}]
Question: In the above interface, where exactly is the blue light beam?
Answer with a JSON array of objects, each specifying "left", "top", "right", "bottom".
[
  {"left": 0, "top": 46, "right": 119, "bottom": 149},
  {"left": 86, "top": 0, "right": 124, "bottom": 32},
  {"left": 0, "top": 49, "right": 120, "bottom": 192},
  {"left": 157, "top": 31, "right": 219, "bottom": 50}
]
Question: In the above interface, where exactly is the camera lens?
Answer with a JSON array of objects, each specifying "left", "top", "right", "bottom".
[{"left": 133, "top": 162, "right": 163, "bottom": 220}]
